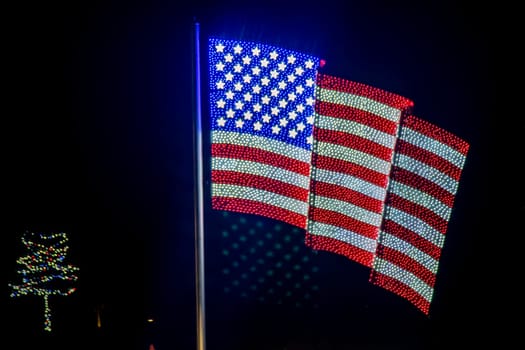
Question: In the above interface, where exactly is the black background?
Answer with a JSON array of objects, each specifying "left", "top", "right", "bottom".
[{"left": 3, "top": 1, "right": 518, "bottom": 349}]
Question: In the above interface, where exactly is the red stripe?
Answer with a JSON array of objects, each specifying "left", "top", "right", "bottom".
[
  {"left": 212, "top": 197, "right": 306, "bottom": 229},
  {"left": 316, "top": 74, "right": 414, "bottom": 111},
  {"left": 313, "top": 181, "right": 384, "bottom": 214},
  {"left": 387, "top": 193, "right": 449, "bottom": 234},
  {"left": 308, "top": 207, "right": 379, "bottom": 240},
  {"left": 391, "top": 167, "right": 455, "bottom": 208},
  {"left": 315, "top": 128, "right": 394, "bottom": 162},
  {"left": 315, "top": 100, "right": 399, "bottom": 135},
  {"left": 212, "top": 170, "right": 310, "bottom": 202},
  {"left": 305, "top": 233, "right": 374, "bottom": 267},
  {"left": 212, "top": 143, "right": 311, "bottom": 176},
  {"left": 314, "top": 154, "right": 389, "bottom": 188},
  {"left": 369, "top": 272, "right": 431, "bottom": 315},
  {"left": 396, "top": 139, "right": 463, "bottom": 181},
  {"left": 381, "top": 219, "right": 442, "bottom": 260},
  {"left": 402, "top": 115, "right": 470, "bottom": 155},
  {"left": 375, "top": 245, "right": 436, "bottom": 288}
]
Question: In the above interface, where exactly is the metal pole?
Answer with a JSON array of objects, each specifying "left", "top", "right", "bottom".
[{"left": 193, "top": 20, "right": 206, "bottom": 350}]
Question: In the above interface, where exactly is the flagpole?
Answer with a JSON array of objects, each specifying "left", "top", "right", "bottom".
[{"left": 192, "top": 20, "right": 206, "bottom": 350}]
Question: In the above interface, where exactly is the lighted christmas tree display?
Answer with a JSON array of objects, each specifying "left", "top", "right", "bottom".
[{"left": 9, "top": 232, "right": 79, "bottom": 332}]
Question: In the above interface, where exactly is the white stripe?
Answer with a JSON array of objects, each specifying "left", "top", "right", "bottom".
[
  {"left": 212, "top": 130, "right": 312, "bottom": 163},
  {"left": 316, "top": 114, "right": 398, "bottom": 149},
  {"left": 386, "top": 207, "right": 445, "bottom": 248},
  {"left": 307, "top": 221, "right": 377, "bottom": 253},
  {"left": 396, "top": 154, "right": 460, "bottom": 194},
  {"left": 379, "top": 231, "right": 440, "bottom": 273},
  {"left": 212, "top": 183, "right": 309, "bottom": 216},
  {"left": 389, "top": 180, "right": 453, "bottom": 221},
  {"left": 401, "top": 128, "right": 467, "bottom": 169},
  {"left": 312, "top": 195, "right": 382, "bottom": 227},
  {"left": 313, "top": 168, "right": 387, "bottom": 201},
  {"left": 317, "top": 86, "right": 402, "bottom": 122},
  {"left": 373, "top": 257, "right": 434, "bottom": 303},
  {"left": 316, "top": 141, "right": 392, "bottom": 175},
  {"left": 212, "top": 158, "right": 310, "bottom": 189}
]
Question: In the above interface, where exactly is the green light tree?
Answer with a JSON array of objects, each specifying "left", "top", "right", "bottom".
[{"left": 9, "top": 232, "right": 79, "bottom": 332}]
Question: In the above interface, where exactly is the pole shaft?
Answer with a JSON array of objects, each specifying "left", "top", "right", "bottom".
[{"left": 193, "top": 20, "right": 206, "bottom": 350}]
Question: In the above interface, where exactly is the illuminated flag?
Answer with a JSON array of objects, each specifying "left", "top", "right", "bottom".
[
  {"left": 207, "top": 37, "right": 469, "bottom": 315},
  {"left": 369, "top": 115, "right": 470, "bottom": 314},
  {"left": 305, "top": 74, "right": 413, "bottom": 267},
  {"left": 209, "top": 38, "right": 320, "bottom": 229}
]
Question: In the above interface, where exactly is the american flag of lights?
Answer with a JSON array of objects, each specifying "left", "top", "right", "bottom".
[
  {"left": 208, "top": 38, "right": 469, "bottom": 315},
  {"left": 369, "top": 115, "right": 470, "bottom": 314},
  {"left": 209, "top": 38, "right": 320, "bottom": 229},
  {"left": 305, "top": 74, "right": 414, "bottom": 268}
]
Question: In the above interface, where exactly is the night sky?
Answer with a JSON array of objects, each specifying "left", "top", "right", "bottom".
[{"left": 4, "top": 1, "right": 517, "bottom": 349}]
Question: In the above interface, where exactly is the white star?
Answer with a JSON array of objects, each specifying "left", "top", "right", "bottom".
[
  {"left": 215, "top": 43, "right": 225, "bottom": 52},
  {"left": 253, "top": 103, "right": 262, "bottom": 112},
  {"left": 295, "top": 66, "right": 305, "bottom": 76},
  {"left": 269, "top": 51, "right": 278, "bottom": 60},
  {"left": 288, "top": 111, "right": 297, "bottom": 119},
  {"left": 270, "top": 70, "right": 279, "bottom": 79},
  {"left": 234, "top": 82, "right": 243, "bottom": 91},
  {"left": 261, "top": 77, "right": 270, "bottom": 86},
  {"left": 252, "top": 85, "right": 262, "bottom": 94},
  {"left": 271, "top": 125, "right": 281, "bottom": 134},
  {"left": 217, "top": 99, "right": 226, "bottom": 108},
  {"left": 288, "top": 129, "right": 298, "bottom": 138},
  {"left": 216, "top": 61, "right": 225, "bottom": 71},
  {"left": 277, "top": 62, "right": 286, "bottom": 71},
  {"left": 251, "top": 66, "right": 261, "bottom": 75},
  {"left": 243, "top": 92, "right": 252, "bottom": 101},
  {"left": 288, "top": 92, "right": 296, "bottom": 101},
  {"left": 235, "top": 101, "right": 244, "bottom": 110},
  {"left": 253, "top": 121, "right": 262, "bottom": 131},
  {"left": 305, "top": 78, "right": 314, "bottom": 87},
  {"left": 295, "top": 85, "right": 304, "bottom": 94},
  {"left": 279, "top": 118, "right": 288, "bottom": 127},
  {"left": 217, "top": 117, "right": 226, "bottom": 127},
  {"left": 296, "top": 122, "right": 305, "bottom": 131},
  {"left": 306, "top": 97, "right": 315, "bottom": 105},
  {"left": 278, "top": 99, "right": 287, "bottom": 108},
  {"left": 242, "top": 56, "right": 251, "bottom": 65},
  {"left": 224, "top": 53, "right": 233, "bottom": 63},
  {"left": 261, "top": 95, "right": 270, "bottom": 104},
  {"left": 306, "top": 115, "right": 315, "bottom": 124},
  {"left": 287, "top": 55, "right": 296, "bottom": 64},
  {"left": 217, "top": 117, "right": 226, "bottom": 126},
  {"left": 235, "top": 119, "right": 244, "bottom": 128},
  {"left": 243, "top": 111, "right": 253, "bottom": 120},
  {"left": 271, "top": 107, "right": 280, "bottom": 116},
  {"left": 243, "top": 74, "right": 252, "bottom": 83},
  {"left": 252, "top": 47, "right": 261, "bottom": 56},
  {"left": 233, "top": 64, "right": 242, "bottom": 73},
  {"left": 225, "top": 90, "right": 235, "bottom": 99},
  {"left": 225, "top": 72, "right": 234, "bottom": 81},
  {"left": 260, "top": 58, "right": 269, "bottom": 67},
  {"left": 262, "top": 114, "right": 271, "bottom": 123},
  {"left": 226, "top": 109, "right": 235, "bottom": 118},
  {"left": 278, "top": 81, "right": 287, "bottom": 90},
  {"left": 305, "top": 60, "right": 314, "bottom": 69},
  {"left": 287, "top": 74, "right": 296, "bottom": 83},
  {"left": 216, "top": 80, "right": 225, "bottom": 89},
  {"left": 306, "top": 135, "right": 313, "bottom": 144},
  {"left": 296, "top": 104, "right": 305, "bottom": 113},
  {"left": 233, "top": 44, "right": 243, "bottom": 54},
  {"left": 270, "top": 89, "right": 279, "bottom": 97}
]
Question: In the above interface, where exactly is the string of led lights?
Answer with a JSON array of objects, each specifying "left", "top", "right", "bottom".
[{"left": 9, "top": 232, "right": 79, "bottom": 332}]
